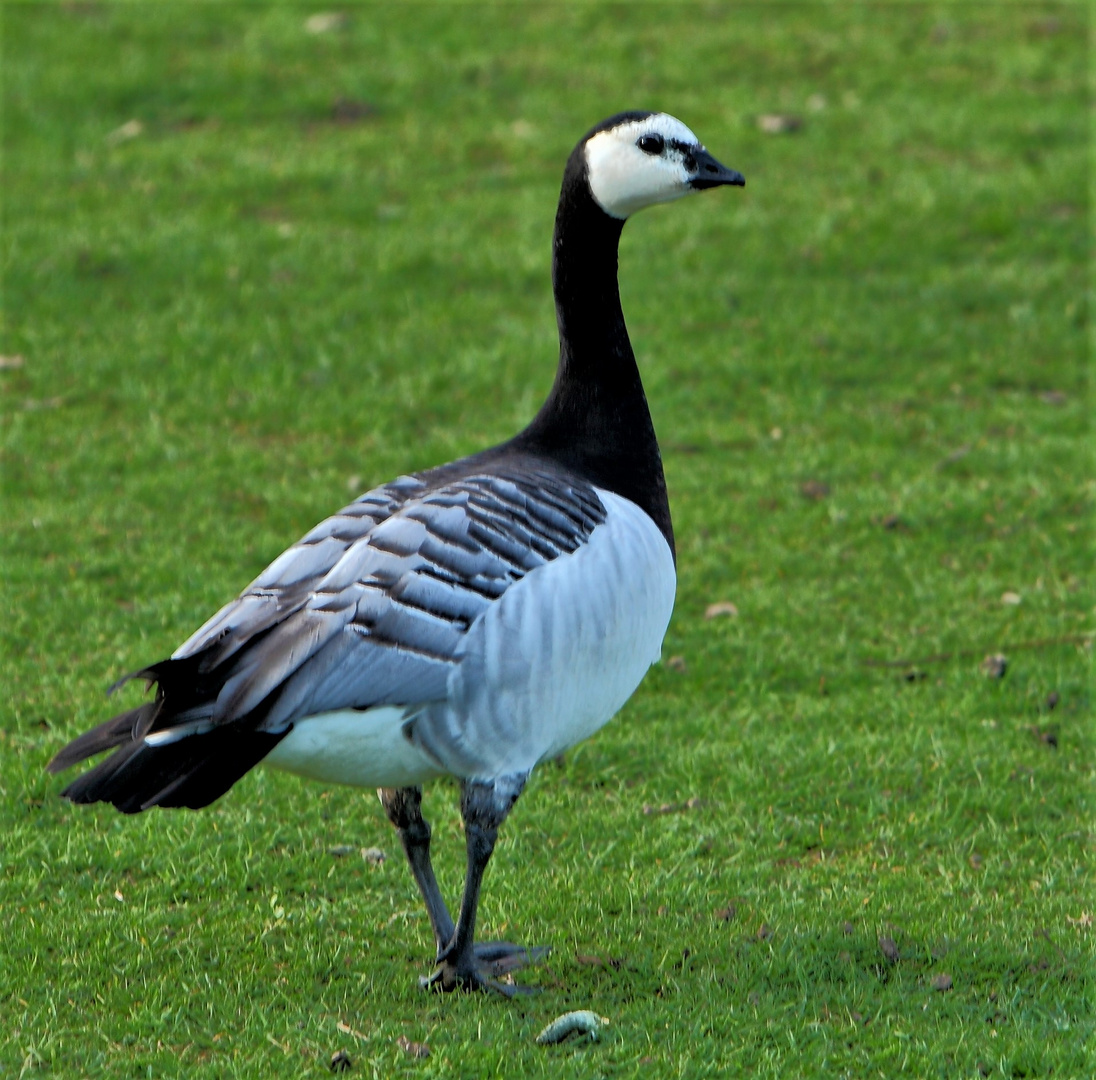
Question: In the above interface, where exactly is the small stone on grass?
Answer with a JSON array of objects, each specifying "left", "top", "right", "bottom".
[
  {"left": 1029, "top": 726, "right": 1058, "bottom": 750},
  {"left": 879, "top": 935, "right": 900, "bottom": 964},
  {"left": 396, "top": 1036, "right": 429, "bottom": 1059},
  {"left": 757, "top": 114, "right": 802, "bottom": 134},
  {"left": 106, "top": 119, "right": 143, "bottom": 145},
  {"left": 306, "top": 12, "right": 348, "bottom": 33},
  {"left": 331, "top": 98, "right": 377, "bottom": 123},
  {"left": 705, "top": 601, "right": 739, "bottom": 619},
  {"left": 799, "top": 479, "right": 830, "bottom": 500}
]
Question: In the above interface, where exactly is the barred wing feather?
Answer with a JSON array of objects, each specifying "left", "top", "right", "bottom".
[{"left": 170, "top": 467, "right": 608, "bottom": 733}]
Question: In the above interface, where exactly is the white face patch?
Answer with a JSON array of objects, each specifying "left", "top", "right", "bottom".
[{"left": 585, "top": 113, "right": 704, "bottom": 219}]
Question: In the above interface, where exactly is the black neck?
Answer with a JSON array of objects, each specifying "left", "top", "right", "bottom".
[{"left": 510, "top": 146, "right": 674, "bottom": 557}]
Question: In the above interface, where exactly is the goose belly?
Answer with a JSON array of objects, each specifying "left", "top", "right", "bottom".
[
  {"left": 409, "top": 490, "right": 677, "bottom": 779},
  {"left": 263, "top": 705, "right": 444, "bottom": 789}
]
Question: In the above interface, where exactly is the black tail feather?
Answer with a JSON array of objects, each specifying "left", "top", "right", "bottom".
[
  {"left": 50, "top": 653, "right": 286, "bottom": 813},
  {"left": 58, "top": 725, "right": 285, "bottom": 813},
  {"left": 46, "top": 704, "right": 161, "bottom": 774}
]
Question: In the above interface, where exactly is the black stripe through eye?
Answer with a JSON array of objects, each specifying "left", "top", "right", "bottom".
[{"left": 637, "top": 133, "right": 664, "bottom": 155}]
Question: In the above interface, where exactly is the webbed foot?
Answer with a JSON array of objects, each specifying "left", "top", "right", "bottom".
[{"left": 420, "top": 941, "right": 550, "bottom": 996}]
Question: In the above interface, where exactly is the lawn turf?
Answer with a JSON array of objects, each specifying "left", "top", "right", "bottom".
[{"left": 1, "top": 3, "right": 1092, "bottom": 1077}]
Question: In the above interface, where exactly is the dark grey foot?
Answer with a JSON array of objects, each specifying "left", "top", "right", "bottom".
[
  {"left": 420, "top": 942, "right": 550, "bottom": 996},
  {"left": 412, "top": 774, "right": 535, "bottom": 996}
]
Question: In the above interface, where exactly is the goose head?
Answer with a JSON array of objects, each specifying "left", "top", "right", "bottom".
[{"left": 583, "top": 111, "right": 744, "bottom": 220}]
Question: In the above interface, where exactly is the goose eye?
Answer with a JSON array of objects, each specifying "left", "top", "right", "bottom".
[{"left": 637, "top": 133, "right": 664, "bottom": 156}]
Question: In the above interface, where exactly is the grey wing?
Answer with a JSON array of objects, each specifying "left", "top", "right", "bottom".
[
  {"left": 171, "top": 473, "right": 425, "bottom": 671},
  {"left": 165, "top": 467, "right": 607, "bottom": 734}
]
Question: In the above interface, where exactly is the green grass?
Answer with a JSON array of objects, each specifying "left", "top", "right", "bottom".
[{"left": 2, "top": 3, "right": 1091, "bottom": 1077}]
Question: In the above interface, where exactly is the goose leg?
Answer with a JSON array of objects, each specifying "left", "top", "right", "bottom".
[
  {"left": 378, "top": 786, "right": 455, "bottom": 958},
  {"left": 423, "top": 772, "right": 549, "bottom": 995}
]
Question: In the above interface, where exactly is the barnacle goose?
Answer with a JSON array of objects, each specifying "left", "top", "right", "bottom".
[{"left": 49, "top": 112, "right": 744, "bottom": 994}]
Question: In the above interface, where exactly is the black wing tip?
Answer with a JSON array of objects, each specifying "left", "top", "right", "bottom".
[{"left": 45, "top": 702, "right": 161, "bottom": 775}]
